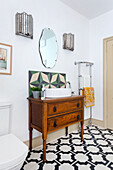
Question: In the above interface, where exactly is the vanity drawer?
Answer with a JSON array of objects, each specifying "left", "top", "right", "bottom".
[
  {"left": 47, "top": 111, "right": 82, "bottom": 131},
  {"left": 48, "top": 99, "right": 82, "bottom": 116}
]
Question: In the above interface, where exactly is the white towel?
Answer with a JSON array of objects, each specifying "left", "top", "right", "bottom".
[
  {"left": 80, "top": 76, "right": 83, "bottom": 89},
  {"left": 80, "top": 75, "right": 90, "bottom": 88},
  {"left": 84, "top": 75, "right": 90, "bottom": 87}
]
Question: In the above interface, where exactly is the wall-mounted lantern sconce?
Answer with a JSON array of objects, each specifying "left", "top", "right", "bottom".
[
  {"left": 63, "top": 33, "right": 74, "bottom": 51},
  {"left": 15, "top": 12, "right": 33, "bottom": 39}
]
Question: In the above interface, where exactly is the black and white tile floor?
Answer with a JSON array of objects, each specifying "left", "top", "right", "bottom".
[{"left": 21, "top": 125, "right": 113, "bottom": 170}]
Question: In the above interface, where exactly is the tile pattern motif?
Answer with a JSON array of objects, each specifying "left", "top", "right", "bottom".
[
  {"left": 29, "top": 71, "right": 66, "bottom": 97},
  {"left": 21, "top": 125, "right": 113, "bottom": 170}
]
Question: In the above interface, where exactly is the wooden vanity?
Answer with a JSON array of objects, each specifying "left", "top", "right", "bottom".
[{"left": 28, "top": 95, "right": 84, "bottom": 162}]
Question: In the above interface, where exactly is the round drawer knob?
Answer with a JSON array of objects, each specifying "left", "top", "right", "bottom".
[
  {"left": 54, "top": 121, "right": 57, "bottom": 127},
  {"left": 77, "top": 115, "right": 80, "bottom": 120},
  {"left": 77, "top": 103, "right": 80, "bottom": 107},
  {"left": 53, "top": 106, "right": 57, "bottom": 112}
]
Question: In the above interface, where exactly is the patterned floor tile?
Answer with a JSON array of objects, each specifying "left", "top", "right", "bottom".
[
  {"left": 59, "top": 163, "right": 74, "bottom": 170},
  {"left": 105, "top": 153, "right": 113, "bottom": 163},
  {"left": 70, "top": 137, "right": 83, "bottom": 145},
  {"left": 95, "top": 139, "right": 111, "bottom": 146},
  {"left": 109, "top": 130, "right": 113, "bottom": 135},
  {"left": 38, "top": 161, "right": 60, "bottom": 170},
  {"left": 85, "top": 145, "right": 101, "bottom": 154},
  {"left": 89, "top": 129, "right": 101, "bottom": 135},
  {"left": 87, "top": 125, "right": 97, "bottom": 130},
  {"left": 74, "top": 152, "right": 90, "bottom": 163},
  {"left": 69, "top": 131, "right": 81, "bottom": 139},
  {"left": 91, "top": 133, "right": 105, "bottom": 140},
  {"left": 98, "top": 145, "right": 113, "bottom": 154},
  {"left": 56, "top": 151, "right": 76, "bottom": 164},
  {"left": 108, "top": 162, "right": 113, "bottom": 169},
  {"left": 26, "top": 150, "right": 42, "bottom": 163},
  {"left": 21, "top": 161, "right": 27, "bottom": 170},
  {"left": 103, "top": 134, "right": 113, "bottom": 140},
  {"left": 87, "top": 152, "right": 109, "bottom": 166},
  {"left": 57, "top": 137, "right": 71, "bottom": 145},
  {"left": 94, "top": 164, "right": 111, "bottom": 170},
  {"left": 21, "top": 161, "right": 40, "bottom": 170},
  {"left": 73, "top": 161, "right": 95, "bottom": 170},
  {"left": 22, "top": 125, "right": 113, "bottom": 170},
  {"left": 83, "top": 133, "right": 93, "bottom": 140},
  {"left": 107, "top": 140, "right": 113, "bottom": 146},
  {"left": 46, "top": 143, "right": 60, "bottom": 153},
  {"left": 58, "top": 144, "right": 72, "bottom": 153},
  {"left": 99, "top": 129, "right": 112, "bottom": 134},
  {"left": 83, "top": 138, "right": 97, "bottom": 146},
  {"left": 43, "top": 151, "right": 58, "bottom": 163},
  {"left": 83, "top": 129, "right": 90, "bottom": 134},
  {"left": 72, "top": 144, "right": 87, "bottom": 154}
]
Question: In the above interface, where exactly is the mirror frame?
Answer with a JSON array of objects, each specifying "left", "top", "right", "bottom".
[{"left": 39, "top": 28, "right": 58, "bottom": 69}]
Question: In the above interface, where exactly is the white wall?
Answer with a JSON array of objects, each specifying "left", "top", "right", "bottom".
[
  {"left": 0, "top": 0, "right": 90, "bottom": 141},
  {"left": 89, "top": 10, "right": 113, "bottom": 120}
]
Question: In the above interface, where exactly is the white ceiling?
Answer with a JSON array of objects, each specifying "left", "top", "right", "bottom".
[{"left": 60, "top": 0, "right": 113, "bottom": 19}]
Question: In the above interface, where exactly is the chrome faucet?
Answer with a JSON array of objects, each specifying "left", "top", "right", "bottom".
[{"left": 66, "top": 81, "right": 71, "bottom": 89}]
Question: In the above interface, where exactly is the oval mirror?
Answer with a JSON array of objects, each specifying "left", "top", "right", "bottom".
[{"left": 39, "top": 28, "right": 58, "bottom": 68}]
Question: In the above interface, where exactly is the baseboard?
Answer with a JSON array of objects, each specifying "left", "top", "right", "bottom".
[
  {"left": 92, "top": 118, "right": 104, "bottom": 127},
  {"left": 24, "top": 119, "right": 90, "bottom": 148}
]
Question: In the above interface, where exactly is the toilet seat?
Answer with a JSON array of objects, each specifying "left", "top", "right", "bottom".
[{"left": 0, "top": 134, "right": 28, "bottom": 170}]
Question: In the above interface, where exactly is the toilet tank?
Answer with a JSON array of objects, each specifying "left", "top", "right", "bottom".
[{"left": 0, "top": 102, "right": 11, "bottom": 135}]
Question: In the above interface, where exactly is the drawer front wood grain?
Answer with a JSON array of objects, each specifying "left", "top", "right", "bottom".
[
  {"left": 48, "top": 99, "right": 82, "bottom": 116},
  {"left": 47, "top": 111, "right": 82, "bottom": 131}
]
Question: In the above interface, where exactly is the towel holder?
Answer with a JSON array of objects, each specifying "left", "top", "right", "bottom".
[{"left": 74, "top": 61, "right": 94, "bottom": 127}]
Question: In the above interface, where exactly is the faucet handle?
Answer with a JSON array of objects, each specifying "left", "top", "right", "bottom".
[{"left": 66, "top": 81, "right": 71, "bottom": 89}]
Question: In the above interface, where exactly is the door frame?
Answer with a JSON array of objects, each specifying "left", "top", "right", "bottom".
[{"left": 103, "top": 36, "right": 113, "bottom": 128}]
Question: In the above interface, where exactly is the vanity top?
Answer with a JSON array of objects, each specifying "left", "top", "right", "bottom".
[{"left": 28, "top": 95, "right": 84, "bottom": 103}]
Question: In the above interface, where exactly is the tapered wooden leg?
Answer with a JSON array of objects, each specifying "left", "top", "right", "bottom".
[
  {"left": 42, "top": 103, "right": 47, "bottom": 163},
  {"left": 81, "top": 121, "right": 83, "bottom": 141},
  {"left": 43, "top": 140, "right": 46, "bottom": 162},
  {"left": 65, "top": 126, "right": 68, "bottom": 136},
  {"left": 29, "top": 128, "right": 33, "bottom": 151}
]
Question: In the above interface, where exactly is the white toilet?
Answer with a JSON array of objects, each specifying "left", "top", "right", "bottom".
[{"left": 0, "top": 103, "right": 28, "bottom": 170}]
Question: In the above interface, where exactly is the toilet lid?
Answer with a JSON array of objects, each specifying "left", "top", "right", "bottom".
[{"left": 0, "top": 134, "right": 28, "bottom": 170}]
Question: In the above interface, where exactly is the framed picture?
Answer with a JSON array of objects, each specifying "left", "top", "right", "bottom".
[{"left": 0, "top": 43, "right": 12, "bottom": 75}]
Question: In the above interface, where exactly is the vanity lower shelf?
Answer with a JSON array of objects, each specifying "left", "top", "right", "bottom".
[{"left": 28, "top": 95, "right": 84, "bottom": 162}]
